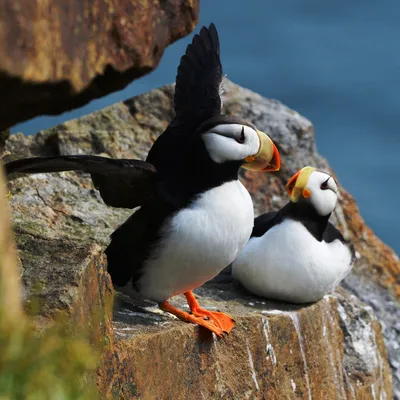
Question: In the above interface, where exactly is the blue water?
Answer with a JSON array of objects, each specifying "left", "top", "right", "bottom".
[{"left": 11, "top": 0, "right": 400, "bottom": 254}]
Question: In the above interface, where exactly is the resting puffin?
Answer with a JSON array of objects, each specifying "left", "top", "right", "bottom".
[
  {"left": 232, "top": 166, "right": 355, "bottom": 304},
  {"left": 5, "top": 24, "right": 280, "bottom": 336}
]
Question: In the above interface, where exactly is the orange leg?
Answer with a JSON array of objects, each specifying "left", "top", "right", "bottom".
[
  {"left": 158, "top": 300, "right": 226, "bottom": 338},
  {"left": 184, "top": 291, "right": 235, "bottom": 334}
]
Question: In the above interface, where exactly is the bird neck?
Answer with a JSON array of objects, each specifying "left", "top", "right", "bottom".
[
  {"left": 179, "top": 159, "right": 240, "bottom": 199},
  {"left": 185, "top": 136, "right": 242, "bottom": 193},
  {"left": 156, "top": 158, "right": 241, "bottom": 211},
  {"left": 285, "top": 201, "right": 331, "bottom": 241}
]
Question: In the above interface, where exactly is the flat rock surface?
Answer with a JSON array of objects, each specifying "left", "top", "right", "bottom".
[
  {"left": 4, "top": 80, "right": 397, "bottom": 398},
  {"left": 101, "top": 289, "right": 391, "bottom": 400}
]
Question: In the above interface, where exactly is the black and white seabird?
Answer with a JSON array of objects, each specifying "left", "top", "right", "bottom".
[
  {"left": 5, "top": 24, "right": 280, "bottom": 336},
  {"left": 232, "top": 166, "right": 355, "bottom": 304}
]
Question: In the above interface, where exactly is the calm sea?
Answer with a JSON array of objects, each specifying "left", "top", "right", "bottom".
[{"left": 11, "top": 0, "right": 400, "bottom": 254}]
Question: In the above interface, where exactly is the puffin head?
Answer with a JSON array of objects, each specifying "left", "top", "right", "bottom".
[
  {"left": 285, "top": 166, "right": 338, "bottom": 216},
  {"left": 197, "top": 115, "right": 280, "bottom": 172}
]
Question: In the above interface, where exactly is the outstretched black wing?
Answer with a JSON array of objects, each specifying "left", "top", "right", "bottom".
[
  {"left": 5, "top": 155, "right": 156, "bottom": 209},
  {"left": 147, "top": 23, "right": 223, "bottom": 170},
  {"left": 174, "top": 23, "right": 223, "bottom": 123}
]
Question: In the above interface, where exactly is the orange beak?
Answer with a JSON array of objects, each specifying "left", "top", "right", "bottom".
[
  {"left": 242, "top": 130, "right": 281, "bottom": 172},
  {"left": 285, "top": 166, "right": 316, "bottom": 202},
  {"left": 285, "top": 170, "right": 301, "bottom": 197},
  {"left": 263, "top": 141, "right": 280, "bottom": 172}
]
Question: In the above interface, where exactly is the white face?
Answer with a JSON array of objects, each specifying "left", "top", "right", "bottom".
[
  {"left": 306, "top": 171, "right": 338, "bottom": 216},
  {"left": 201, "top": 124, "right": 260, "bottom": 164}
]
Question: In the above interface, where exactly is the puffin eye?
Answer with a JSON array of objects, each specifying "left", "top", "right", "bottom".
[
  {"left": 320, "top": 178, "right": 330, "bottom": 190},
  {"left": 236, "top": 127, "right": 245, "bottom": 144}
]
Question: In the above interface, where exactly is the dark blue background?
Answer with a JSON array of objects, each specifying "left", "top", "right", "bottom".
[{"left": 12, "top": 1, "right": 400, "bottom": 254}]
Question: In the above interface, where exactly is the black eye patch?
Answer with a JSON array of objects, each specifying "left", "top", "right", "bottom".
[
  {"left": 320, "top": 178, "right": 330, "bottom": 190},
  {"left": 236, "top": 127, "right": 245, "bottom": 144}
]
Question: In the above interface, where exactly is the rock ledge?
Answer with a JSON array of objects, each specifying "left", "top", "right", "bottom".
[{"left": 5, "top": 81, "right": 396, "bottom": 398}]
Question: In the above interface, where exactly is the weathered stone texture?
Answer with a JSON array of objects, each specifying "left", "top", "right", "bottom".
[
  {"left": 0, "top": 0, "right": 199, "bottom": 130},
  {"left": 4, "top": 81, "right": 397, "bottom": 398},
  {"left": 97, "top": 287, "right": 392, "bottom": 399}
]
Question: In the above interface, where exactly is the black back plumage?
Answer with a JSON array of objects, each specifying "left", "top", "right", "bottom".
[
  {"left": 251, "top": 203, "right": 357, "bottom": 270},
  {"left": 252, "top": 201, "right": 353, "bottom": 250},
  {"left": 105, "top": 198, "right": 173, "bottom": 287},
  {"left": 252, "top": 201, "right": 356, "bottom": 263}
]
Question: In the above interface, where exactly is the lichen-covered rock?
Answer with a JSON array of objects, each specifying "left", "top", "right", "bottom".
[
  {"left": 5, "top": 81, "right": 396, "bottom": 398},
  {"left": 0, "top": 0, "right": 199, "bottom": 130}
]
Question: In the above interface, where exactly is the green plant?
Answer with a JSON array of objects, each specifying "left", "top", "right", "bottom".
[
  {"left": 0, "top": 311, "right": 99, "bottom": 400},
  {"left": 0, "top": 166, "right": 99, "bottom": 400}
]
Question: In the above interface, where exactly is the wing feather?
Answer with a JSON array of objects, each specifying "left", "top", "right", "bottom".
[
  {"left": 5, "top": 155, "right": 156, "bottom": 209},
  {"left": 147, "top": 23, "right": 223, "bottom": 170},
  {"left": 173, "top": 23, "right": 223, "bottom": 123},
  {"left": 251, "top": 211, "right": 280, "bottom": 237}
]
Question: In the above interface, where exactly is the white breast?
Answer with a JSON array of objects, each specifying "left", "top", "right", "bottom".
[
  {"left": 232, "top": 219, "right": 353, "bottom": 303},
  {"left": 137, "top": 180, "right": 254, "bottom": 302}
]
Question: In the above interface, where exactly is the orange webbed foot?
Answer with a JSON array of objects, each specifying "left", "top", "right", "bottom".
[
  {"left": 184, "top": 291, "right": 235, "bottom": 335},
  {"left": 158, "top": 300, "right": 227, "bottom": 338},
  {"left": 191, "top": 308, "right": 235, "bottom": 334}
]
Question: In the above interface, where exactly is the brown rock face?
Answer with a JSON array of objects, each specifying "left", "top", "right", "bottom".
[
  {"left": 99, "top": 293, "right": 391, "bottom": 400},
  {"left": 0, "top": 0, "right": 199, "bottom": 130},
  {"left": 5, "top": 81, "right": 396, "bottom": 398},
  {"left": 341, "top": 191, "right": 400, "bottom": 296}
]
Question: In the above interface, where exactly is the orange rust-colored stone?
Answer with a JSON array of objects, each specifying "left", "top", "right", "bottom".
[{"left": 341, "top": 191, "right": 400, "bottom": 296}]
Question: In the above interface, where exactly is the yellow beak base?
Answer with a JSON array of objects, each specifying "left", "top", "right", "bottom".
[
  {"left": 285, "top": 166, "right": 316, "bottom": 202},
  {"left": 242, "top": 130, "right": 280, "bottom": 172}
]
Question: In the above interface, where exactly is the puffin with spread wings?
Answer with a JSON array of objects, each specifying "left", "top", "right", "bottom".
[{"left": 5, "top": 24, "right": 280, "bottom": 337}]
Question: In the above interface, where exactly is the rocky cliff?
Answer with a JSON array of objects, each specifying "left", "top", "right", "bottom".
[
  {"left": 0, "top": 0, "right": 199, "bottom": 131},
  {"left": 4, "top": 81, "right": 397, "bottom": 399}
]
